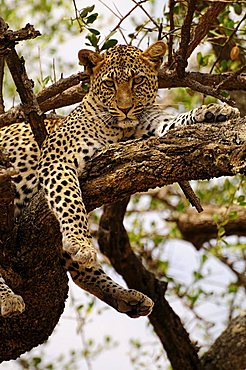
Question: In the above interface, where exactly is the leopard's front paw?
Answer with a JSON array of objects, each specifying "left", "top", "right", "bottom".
[
  {"left": 117, "top": 289, "right": 154, "bottom": 318},
  {"left": 63, "top": 239, "right": 97, "bottom": 267},
  {"left": 194, "top": 103, "right": 240, "bottom": 124},
  {"left": 72, "top": 246, "right": 97, "bottom": 266},
  {"left": 1, "top": 294, "right": 25, "bottom": 317}
]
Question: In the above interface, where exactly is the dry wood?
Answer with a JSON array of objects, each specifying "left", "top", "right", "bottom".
[
  {"left": 0, "top": 70, "right": 245, "bottom": 128},
  {"left": 0, "top": 117, "right": 245, "bottom": 362}
]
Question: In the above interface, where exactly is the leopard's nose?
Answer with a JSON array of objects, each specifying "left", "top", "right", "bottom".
[{"left": 120, "top": 107, "right": 132, "bottom": 115}]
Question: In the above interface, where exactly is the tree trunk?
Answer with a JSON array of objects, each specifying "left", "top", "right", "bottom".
[{"left": 0, "top": 117, "right": 245, "bottom": 363}]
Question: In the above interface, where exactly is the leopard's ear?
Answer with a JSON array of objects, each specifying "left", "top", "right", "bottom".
[
  {"left": 78, "top": 49, "right": 103, "bottom": 74},
  {"left": 141, "top": 41, "right": 166, "bottom": 70}
]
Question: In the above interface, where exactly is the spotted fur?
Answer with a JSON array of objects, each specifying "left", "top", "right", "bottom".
[{"left": 0, "top": 41, "right": 239, "bottom": 317}]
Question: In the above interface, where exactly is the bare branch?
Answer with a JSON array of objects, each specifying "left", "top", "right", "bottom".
[
  {"left": 5, "top": 48, "right": 47, "bottom": 147},
  {"left": 176, "top": 0, "right": 196, "bottom": 77},
  {"left": 187, "top": 2, "right": 227, "bottom": 58},
  {"left": 0, "top": 22, "right": 40, "bottom": 45},
  {"left": 98, "top": 198, "right": 200, "bottom": 370},
  {"left": 178, "top": 180, "right": 203, "bottom": 213},
  {"left": 0, "top": 18, "right": 47, "bottom": 147},
  {"left": 0, "top": 116, "right": 245, "bottom": 361},
  {"left": 1, "top": 69, "right": 245, "bottom": 129},
  {"left": 174, "top": 204, "right": 246, "bottom": 249},
  {"left": 201, "top": 311, "right": 246, "bottom": 370},
  {"left": 80, "top": 118, "right": 246, "bottom": 211},
  {"left": 0, "top": 18, "right": 7, "bottom": 114}
]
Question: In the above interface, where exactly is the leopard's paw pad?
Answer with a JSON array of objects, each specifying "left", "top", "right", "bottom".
[
  {"left": 195, "top": 103, "right": 240, "bottom": 123},
  {"left": 117, "top": 289, "right": 154, "bottom": 318}
]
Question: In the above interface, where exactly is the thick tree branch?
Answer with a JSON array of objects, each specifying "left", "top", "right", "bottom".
[
  {"left": 98, "top": 198, "right": 200, "bottom": 370},
  {"left": 0, "top": 149, "right": 16, "bottom": 236},
  {"left": 201, "top": 311, "right": 246, "bottom": 370},
  {"left": 0, "top": 70, "right": 245, "bottom": 128},
  {"left": 173, "top": 205, "right": 246, "bottom": 250},
  {"left": 0, "top": 117, "right": 245, "bottom": 360},
  {"left": 80, "top": 118, "right": 246, "bottom": 210},
  {"left": 5, "top": 48, "right": 47, "bottom": 147}
]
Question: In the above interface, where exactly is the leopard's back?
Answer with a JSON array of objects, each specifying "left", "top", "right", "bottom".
[{"left": 0, "top": 117, "right": 63, "bottom": 214}]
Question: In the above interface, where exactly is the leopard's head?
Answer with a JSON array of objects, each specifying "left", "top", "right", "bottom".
[{"left": 78, "top": 41, "right": 166, "bottom": 128}]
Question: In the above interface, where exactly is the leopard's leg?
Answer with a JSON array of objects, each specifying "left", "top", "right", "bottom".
[
  {"left": 0, "top": 275, "right": 25, "bottom": 317},
  {"left": 164, "top": 103, "right": 240, "bottom": 131},
  {"left": 63, "top": 256, "right": 154, "bottom": 318},
  {"left": 137, "top": 103, "right": 240, "bottom": 138},
  {"left": 38, "top": 160, "right": 97, "bottom": 267}
]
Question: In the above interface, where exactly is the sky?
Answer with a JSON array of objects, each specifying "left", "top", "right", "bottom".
[{"left": 1, "top": 1, "right": 245, "bottom": 369}]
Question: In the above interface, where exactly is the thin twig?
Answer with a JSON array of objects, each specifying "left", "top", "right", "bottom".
[
  {"left": 178, "top": 180, "right": 203, "bottom": 213},
  {"left": 131, "top": 0, "right": 159, "bottom": 28},
  {"left": 215, "top": 64, "right": 246, "bottom": 91},
  {"left": 110, "top": 0, "right": 149, "bottom": 35},
  {"left": 185, "top": 76, "right": 235, "bottom": 105}
]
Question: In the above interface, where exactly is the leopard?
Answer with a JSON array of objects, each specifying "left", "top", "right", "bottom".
[{"left": 0, "top": 41, "right": 240, "bottom": 318}]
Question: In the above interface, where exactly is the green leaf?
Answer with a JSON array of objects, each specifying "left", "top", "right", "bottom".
[
  {"left": 46, "top": 364, "right": 54, "bottom": 370},
  {"left": 157, "top": 260, "right": 169, "bottom": 274},
  {"left": 101, "top": 39, "right": 118, "bottom": 50},
  {"left": 234, "top": 3, "right": 242, "bottom": 15},
  {"left": 176, "top": 200, "right": 185, "bottom": 212},
  {"left": 228, "top": 210, "right": 238, "bottom": 220},
  {"left": 76, "top": 304, "right": 84, "bottom": 312},
  {"left": 86, "top": 300, "right": 95, "bottom": 314},
  {"left": 218, "top": 226, "right": 225, "bottom": 238},
  {"left": 237, "top": 195, "right": 246, "bottom": 205},
  {"left": 80, "top": 5, "right": 95, "bottom": 18},
  {"left": 228, "top": 282, "right": 238, "bottom": 293},
  {"left": 86, "top": 13, "right": 98, "bottom": 24},
  {"left": 193, "top": 271, "right": 203, "bottom": 280},
  {"left": 197, "top": 52, "right": 203, "bottom": 65},
  {"left": 201, "top": 253, "right": 208, "bottom": 264},
  {"left": 86, "top": 33, "right": 99, "bottom": 48},
  {"left": 88, "top": 28, "right": 100, "bottom": 35},
  {"left": 32, "top": 357, "right": 42, "bottom": 366},
  {"left": 82, "top": 83, "right": 90, "bottom": 92}
]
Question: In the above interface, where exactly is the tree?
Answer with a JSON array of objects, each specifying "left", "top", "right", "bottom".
[{"left": 0, "top": 1, "right": 245, "bottom": 369}]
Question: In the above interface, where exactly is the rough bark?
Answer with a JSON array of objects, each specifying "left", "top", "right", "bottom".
[
  {"left": 98, "top": 198, "right": 246, "bottom": 370},
  {"left": 98, "top": 198, "right": 201, "bottom": 370},
  {"left": 0, "top": 70, "right": 245, "bottom": 128},
  {"left": 201, "top": 311, "right": 246, "bottom": 370},
  {"left": 173, "top": 205, "right": 246, "bottom": 250},
  {"left": 0, "top": 117, "right": 245, "bottom": 362},
  {"left": 0, "top": 17, "right": 47, "bottom": 147},
  {"left": 79, "top": 118, "right": 246, "bottom": 209}
]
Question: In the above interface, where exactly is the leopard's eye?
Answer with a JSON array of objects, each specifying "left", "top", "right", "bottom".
[
  {"left": 103, "top": 79, "right": 115, "bottom": 88},
  {"left": 134, "top": 76, "right": 145, "bottom": 85}
]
